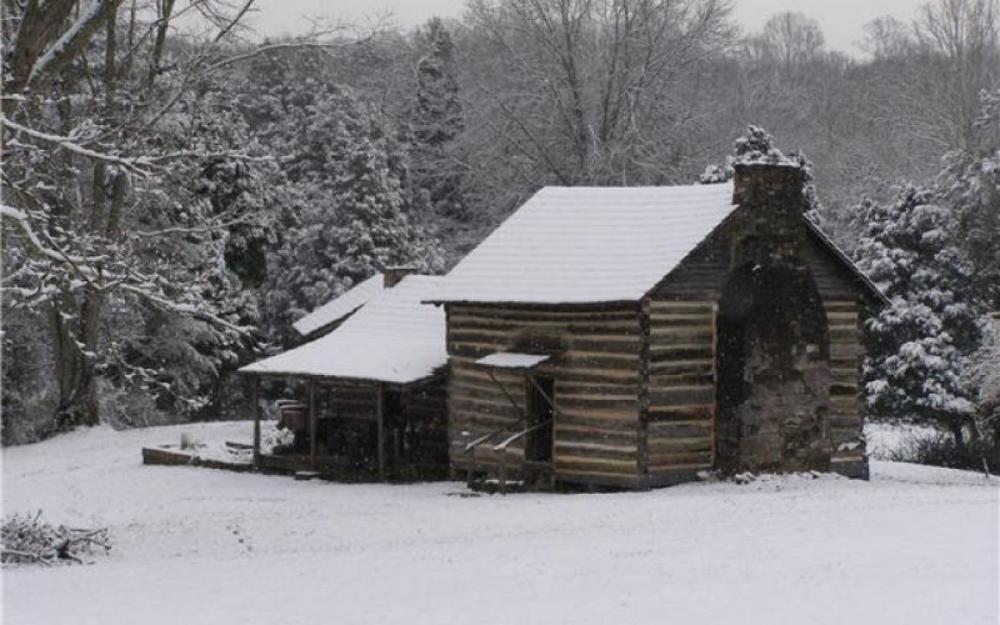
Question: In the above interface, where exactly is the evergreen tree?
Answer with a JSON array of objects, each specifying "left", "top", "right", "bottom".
[
  {"left": 937, "top": 89, "right": 1000, "bottom": 311},
  {"left": 111, "top": 91, "right": 282, "bottom": 421},
  {"left": 700, "top": 125, "right": 822, "bottom": 221},
  {"left": 268, "top": 87, "right": 444, "bottom": 345},
  {"left": 853, "top": 185, "right": 983, "bottom": 444},
  {"left": 411, "top": 17, "right": 465, "bottom": 220}
]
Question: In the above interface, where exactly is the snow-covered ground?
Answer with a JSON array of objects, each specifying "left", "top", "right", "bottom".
[
  {"left": 2, "top": 421, "right": 998, "bottom": 625},
  {"left": 865, "top": 421, "right": 947, "bottom": 461}
]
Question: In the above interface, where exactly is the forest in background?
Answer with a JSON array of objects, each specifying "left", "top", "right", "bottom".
[{"left": 2, "top": 0, "right": 998, "bottom": 460}]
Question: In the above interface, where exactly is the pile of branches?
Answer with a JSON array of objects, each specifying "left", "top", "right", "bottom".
[{"left": 1, "top": 512, "right": 111, "bottom": 566}]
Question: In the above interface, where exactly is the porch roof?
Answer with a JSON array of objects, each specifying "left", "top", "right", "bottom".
[
  {"left": 240, "top": 276, "right": 446, "bottom": 385},
  {"left": 475, "top": 352, "right": 551, "bottom": 370},
  {"left": 291, "top": 273, "right": 384, "bottom": 337}
]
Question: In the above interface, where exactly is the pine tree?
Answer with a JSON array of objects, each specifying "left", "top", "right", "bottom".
[
  {"left": 700, "top": 125, "right": 822, "bottom": 220},
  {"left": 853, "top": 185, "right": 983, "bottom": 444},
  {"left": 937, "top": 89, "right": 1000, "bottom": 312},
  {"left": 110, "top": 91, "right": 282, "bottom": 421},
  {"left": 411, "top": 17, "right": 465, "bottom": 220},
  {"left": 268, "top": 87, "right": 443, "bottom": 345}
]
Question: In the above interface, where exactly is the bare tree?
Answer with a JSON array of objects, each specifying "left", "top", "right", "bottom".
[
  {"left": 916, "top": 0, "right": 1000, "bottom": 150},
  {"left": 460, "top": 0, "right": 735, "bottom": 196},
  {"left": 755, "top": 12, "right": 826, "bottom": 81},
  {"left": 0, "top": 1, "right": 366, "bottom": 428}
]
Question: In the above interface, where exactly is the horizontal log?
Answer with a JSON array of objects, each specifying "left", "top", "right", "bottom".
[
  {"left": 648, "top": 404, "right": 714, "bottom": 421},
  {"left": 450, "top": 396, "right": 523, "bottom": 415},
  {"left": 647, "top": 300, "right": 715, "bottom": 313},
  {"left": 449, "top": 378, "right": 505, "bottom": 396},
  {"left": 830, "top": 384, "right": 858, "bottom": 396},
  {"left": 558, "top": 406, "right": 640, "bottom": 421},
  {"left": 448, "top": 316, "right": 641, "bottom": 335},
  {"left": 554, "top": 456, "right": 637, "bottom": 475},
  {"left": 647, "top": 437, "right": 713, "bottom": 454},
  {"left": 557, "top": 390, "right": 638, "bottom": 402},
  {"left": 823, "top": 300, "right": 858, "bottom": 312},
  {"left": 554, "top": 441, "right": 639, "bottom": 461},
  {"left": 448, "top": 333, "right": 642, "bottom": 355},
  {"left": 649, "top": 373, "right": 715, "bottom": 389},
  {"left": 649, "top": 319, "right": 715, "bottom": 336},
  {"left": 830, "top": 344, "right": 860, "bottom": 360},
  {"left": 649, "top": 346, "right": 715, "bottom": 362},
  {"left": 555, "top": 469, "right": 643, "bottom": 489},
  {"left": 647, "top": 422, "right": 712, "bottom": 439},
  {"left": 555, "top": 425, "right": 639, "bottom": 447},
  {"left": 557, "top": 412, "right": 640, "bottom": 432},
  {"left": 826, "top": 312, "right": 858, "bottom": 325},
  {"left": 560, "top": 352, "right": 641, "bottom": 368},
  {"left": 567, "top": 337, "right": 643, "bottom": 353},
  {"left": 647, "top": 316, "right": 713, "bottom": 329},
  {"left": 649, "top": 360, "right": 714, "bottom": 377},
  {"left": 829, "top": 327, "right": 858, "bottom": 341},
  {"left": 649, "top": 332, "right": 715, "bottom": 347},
  {"left": 557, "top": 396, "right": 639, "bottom": 412},
  {"left": 648, "top": 450, "right": 714, "bottom": 468},
  {"left": 650, "top": 386, "right": 715, "bottom": 406},
  {"left": 448, "top": 305, "right": 638, "bottom": 322},
  {"left": 449, "top": 412, "right": 520, "bottom": 431},
  {"left": 556, "top": 382, "right": 638, "bottom": 396},
  {"left": 554, "top": 369, "right": 639, "bottom": 385}
]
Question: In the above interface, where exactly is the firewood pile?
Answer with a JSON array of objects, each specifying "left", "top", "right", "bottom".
[{"left": 1, "top": 511, "right": 111, "bottom": 566}]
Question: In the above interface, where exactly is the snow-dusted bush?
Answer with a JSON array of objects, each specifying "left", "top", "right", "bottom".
[{"left": 1, "top": 512, "right": 111, "bottom": 566}]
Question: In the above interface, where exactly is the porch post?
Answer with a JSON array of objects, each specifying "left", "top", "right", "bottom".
[
  {"left": 376, "top": 382, "right": 386, "bottom": 480},
  {"left": 308, "top": 381, "right": 317, "bottom": 470},
  {"left": 252, "top": 376, "right": 261, "bottom": 469}
]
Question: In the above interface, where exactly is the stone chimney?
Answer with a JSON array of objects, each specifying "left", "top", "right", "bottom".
[
  {"left": 730, "top": 162, "right": 806, "bottom": 270},
  {"left": 383, "top": 266, "right": 417, "bottom": 289}
]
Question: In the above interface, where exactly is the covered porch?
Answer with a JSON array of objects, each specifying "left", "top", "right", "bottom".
[
  {"left": 238, "top": 274, "right": 450, "bottom": 480},
  {"left": 246, "top": 373, "right": 448, "bottom": 480}
]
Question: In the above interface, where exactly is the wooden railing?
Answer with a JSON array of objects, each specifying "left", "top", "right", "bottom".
[{"left": 463, "top": 420, "right": 551, "bottom": 494}]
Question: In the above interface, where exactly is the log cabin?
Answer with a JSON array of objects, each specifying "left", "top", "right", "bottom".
[
  {"left": 239, "top": 271, "right": 450, "bottom": 479},
  {"left": 427, "top": 162, "right": 886, "bottom": 491}
]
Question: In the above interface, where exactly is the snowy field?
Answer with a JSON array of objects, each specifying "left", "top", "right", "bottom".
[{"left": 2, "top": 421, "right": 998, "bottom": 625}]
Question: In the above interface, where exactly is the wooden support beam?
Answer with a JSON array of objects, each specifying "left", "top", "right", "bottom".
[
  {"left": 308, "top": 381, "right": 317, "bottom": 470},
  {"left": 252, "top": 376, "right": 261, "bottom": 469},
  {"left": 488, "top": 369, "right": 525, "bottom": 416},
  {"left": 376, "top": 382, "right": 386, "bottom": 481}
]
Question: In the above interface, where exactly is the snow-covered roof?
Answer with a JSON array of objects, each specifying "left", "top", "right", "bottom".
[
  {"left": 241, "top": 276, "right": 446, "bottom": 384},
  {"left": 475, "top": 352, "right": 551, "bottom": 370},
  {"left": 292, "top": 273, "right": 384, "bottom": 336},
  {"left": 430, "top": 183, "right": 737, "bottom": 304}
]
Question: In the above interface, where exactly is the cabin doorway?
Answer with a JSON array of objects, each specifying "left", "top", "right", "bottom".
[
  {"left": 524, "top": 376, "right": 554, "bottom": 463},
  {"left": 715, "top": 265, "right": 833, "bottom": 473}
]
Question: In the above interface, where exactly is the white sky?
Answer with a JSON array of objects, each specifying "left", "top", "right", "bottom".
[{"left": 241, "top": 0, "right": 927, "bottom": 54}]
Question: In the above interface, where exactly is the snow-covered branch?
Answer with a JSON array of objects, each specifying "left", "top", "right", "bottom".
[{"left": 1, "top": 117, "right": 156, "bottom": 175}]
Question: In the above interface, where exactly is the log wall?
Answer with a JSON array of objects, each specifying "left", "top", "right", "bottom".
[
  {"left": 446, "top": 303, "right": 644, "bottom": 488},
  {"left": 642, "top": 299, "right": 717, "bottom": 485},
  {"left": 643, "top": 225, "right": 870, "bottom": 484},
  {"left": 443, "top": 224, "right": 871, "bottom": 488}
]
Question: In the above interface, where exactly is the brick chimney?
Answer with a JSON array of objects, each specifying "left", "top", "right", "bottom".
[
  {"left": 383, "top": 266, "right": 417, "bottom": 289},
  {"left": 730, "top": 162, "right": 806, "bottom": 270}
]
